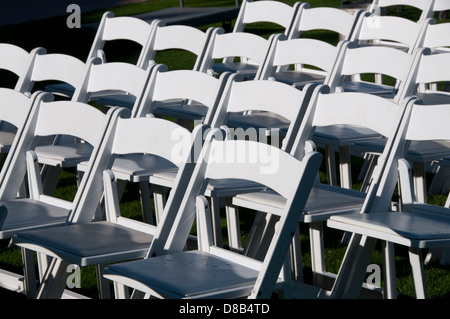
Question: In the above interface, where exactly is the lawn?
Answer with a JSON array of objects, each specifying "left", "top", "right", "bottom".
[{"left": 1, "top": 0, "right": 450, "bottom": 299}]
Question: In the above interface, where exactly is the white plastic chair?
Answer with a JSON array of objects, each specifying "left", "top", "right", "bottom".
[
  {"left": 233, "top": 85, "right": 415, "bottom": 291},
  {"left": 99, "top": 65, "right": 231, "bottom": 224},
  {"left": 94, "top": 19, "right": 219, "bottom": 112},
  {"left": 102, "top": 131, "right": 323, "bottom": 299},
  {"left": 212, "top": 0, "right": 302, "bottom": 79},
  {"left": 328, "top": 97, "right": 450, "bottom": 299},
  {"left": 149, "top": 73, "right": 318, "bottom": 247},
  {"left": 35, "top": 59, "right": 154, "bottom": 195},
  {"left": 0, "top": 93, "right": 122, "bottom": 297},
  {"left": 256, "top": 35, "right": 345, "bottom": 88},
  {"left": 45, "top": 11, "right": 154, "bottom": 98},
  {"left": 354, "top": 50, "right": 450, "bottom": 203},
  {"left": 12, "top": 116, "right": 205, "bottom": 299},
  {"left": 315, "top": 43, "right": 427, "bottom": 189}
]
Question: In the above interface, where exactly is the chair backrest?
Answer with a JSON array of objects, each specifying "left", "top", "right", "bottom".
[
  {"left": 198, "top": 31, "right": 273, "bottom": 75},
  {"left": 291, "top": 85, "right": 417, "bottom": 213},
  {"left": 369, "top": 0, "right": 435, "bottom": 20},
  {"left": 210, "top": 73, "right": 317, "bottom": 153},
  {"left": 432, "top": 0, "right": 450, "bottom": 13},
  {"left": 257, "top": 35, "right": 344, "bottom": 84},
  {"left": 350, "top": 10, "right": 432, "bottom": 53},
  {"left": 0, "top": 44, "right": 39, "bottom": 90},
  {"left": 72, "top": 58, "right": 154, "bottom": 110},
  {"left": 145, "top": 20, "right": 217, "bottom": 71},
  {"left": 418, "top": 21, "right": 450, "bottom": 51},
  {"left": 135, "top": 64, "right": 231, "bottom": 123},
  {"left": 146, "top": 128, "right": 322, "bottom": 298},
  {"left": 15, "top": 50, "right": 87, "bottom": 95},
  {"left": 289, "top": 3, "right": 364, "bottom": 42},
  {"left": 87, "top": 11, "right": 154, "bottom": 68},
  {"left": 233, "top": 0, "right": 302, "bottom": 36},
  {"left": 325, "top": 42, "right": 427, "bottom": 101}
]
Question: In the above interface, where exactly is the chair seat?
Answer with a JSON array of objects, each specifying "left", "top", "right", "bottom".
[
  {"left": 213, "top": 62, "right": 259, "bottom": 77},
  {"left": 153, "top": 100, "right": 208, "bottom": 121},
  {"left": 340, "top": 81, "right": 396, "bottom": 97},
  {"left": 271, "top": 70, "right": 325, "bottom": 88},
  {"left": 0, "top": 199, "right": 69, "bottom": 239},
  {"left": 94, "top": 93, "right": 136, "bottom": 109},
  {"left": 150, "top": 171, "right": 266, "bottom": 197},
  {"left": 233, "top": 183, "right": 365, "bottom": 223},
  {"left": 328, "top": 211, "right": 450, "bottom": 249},
  {"left": 354, "top": 139, "right": 450, "bottom": 162},
  {"left": 103, "top": 250, "right": 259, "bottom": 298},
  {"left": 112, "top": 154, "right": 178, "bottom": 183},
  {"left": 13, "top": 221, "right": 154, "bottom": 266},
  {"left": 226, "top": 113, "right": 289, "bottom": 135},
  {"left": 34, "top": 142, "right": 93, "bottom": 167},
  {"left": 416, "top": 92, "right": 450, "bottom": 105},
  {"left": 313, "top": 125, "right": 381, "bottom": 147}
]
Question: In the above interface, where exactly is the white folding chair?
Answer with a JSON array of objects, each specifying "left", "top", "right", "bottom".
[
  {"left": 256, "top": 35, "right": 345, "bottom": 88},
  {"left": 12, "top": 117, "right": 205, "bottom": 299},
  {"left": 97, "top": 64, "right": 231, "bottom": 224},
  {"left": 102, "top": 131, "right": 323, "bottom": 299},
  {"left": 212, "top": 0, "right": 302, "bottom": 79},
  {"left": 45, "top": 11, "right": 155, "bottom": 98},
  {"left": 354, "top": 50, "right": 450, "bottom": 203},
  {"left": 35, "top": 59, "right": 154, "bottom": 195},
  {"left": 232, "top": 85, "right": 416, "bottom": 291},
  {"left": 328, "top": 97, "right": 450, "bottom": 299},
  {"left": 0, "top": 93, "right": 122, "bottom": 297},
  {"left": 94, "top": 19, "right": 219, "bottom": 112},
  {"left": 315, "top": 43, "right": 427, "bottom": 189},
  {"left": 149, "top": 74, "right": 318, "bottom": 248}
]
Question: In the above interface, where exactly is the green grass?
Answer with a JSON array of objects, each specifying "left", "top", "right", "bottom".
[{"left": 1, "top": 0, "right": 450, "bottom": 299}]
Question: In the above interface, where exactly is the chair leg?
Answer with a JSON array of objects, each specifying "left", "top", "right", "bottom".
[
  {"left": 338, "top": 145, "right": 352, "bottom": 189},
  {"left": 209, "top": 197, "right": 223, "bottom": 247},
  {"left": 37, "top": 258, "right": 71, "bottom": 299},
  {"left": 330, "top": 234, "right": 378, "bottom": 298},
  {"left": 152, "top": 185, "right": 167, "bottom": 225},
  {"left": 290, "top": 226, "right": 303, "bottom": 282},
  {"left": 21, "top": 248, "right": 37, "bottom": 298},
  {"left": 324, "top": 145, "right": 338, "bottom": 186},
  {"left": 225, "top": 198, "right": 242, "bottom": 252},
  {"left": 381, "top": 241, "right": 398, "bottom": 299},
  {"left": 139, "top": 181, "right": 154, "bottom": 225},
  {"left": 96, "top": 263, "right": 111, "bottom": 299},
  {"left": 412, "top": 161, "right": 427, "bottom": 203},
  {"left": 113, "top": 282, "right": 130, "bottom": 299},
  {"left": 40, "top": 165, "right": 63, "bottom": 195},
  {"left": 309, "top": 222, "right": 326, "bottom": 287},
  {"left": 408, "top": 247, "right": 428, "bottom": 299}
]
